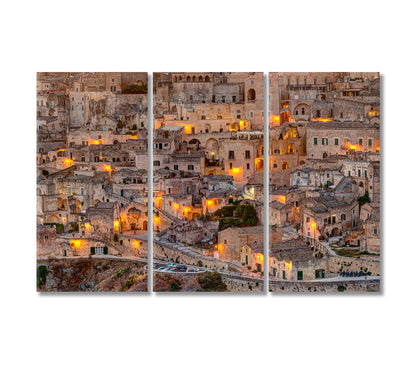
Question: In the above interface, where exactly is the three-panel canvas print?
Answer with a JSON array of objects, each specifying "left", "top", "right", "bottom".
[{"left": 37, "top": 72, "right": 380, "bottom": 293}]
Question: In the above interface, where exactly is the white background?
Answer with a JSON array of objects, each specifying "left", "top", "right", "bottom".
[{"left": 1, "top": 1, "right": 415, "bottom": 373}]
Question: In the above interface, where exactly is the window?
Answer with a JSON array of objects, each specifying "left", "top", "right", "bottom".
[
  {"left": 282, "top": 270, "right": 286, "bottom": 279},
  {"left": 341, "top": 214, "right": 346, "bottom": 221},
  {"left": 188, "top": 165, "right": 194, "bottom": 170},
  {"left": 359, "top": 138, "right": 363, "bottom": 146},
  {"left": 306, "top": 217, "right": 310, "bottom": 222},
  {"left": 154, "top": 161, "right": 160, "bottom": 166},
  {"left": 314, "top": 138, "right": 318, "bottom": 145},
  {"left": 374, "top": 228, "right": 378, "bottom": 235},
  {"left": 232, "top": 96, "right": 236, "bottom": 103},
  {"left": 322, "top": 138, "right": 328, "bottom": 145},
  {"left": 335, "top": 138, "right": 339, "bottom": 145},
  {"left": 247, "top": 163, "right": 250, "bottom": 170},
  {"left": 332, "top": 215, "right": 336, "bottom": 224},
  {"left": 348, "top": 171, "right": 351, "bottom": 177},
  {"left": 174, "top": 165, "right": 178, "bottom": 170},
  {"left": 365, "top": 170, "right": 367, "bottom": 178},
  {"left": 297, "top": 271, "right": 303, "bottom": 280},
  {"left": 229, "top": 163, "right": 233, "bottom": 169},
  {"left": 245, "top": 150, "right": 251, "bottom": 159},
  {"left": 358, "top": 169, "right": 361, "bottom": 177},
  {"left": 368, "top": 139, "right": 372, "bottom": 146},
  {"left": 222, "top": 96, "right": 225, "bottom": 103},
  {"left": 229, "top": 151, "right": 235, "bottom": 159}
]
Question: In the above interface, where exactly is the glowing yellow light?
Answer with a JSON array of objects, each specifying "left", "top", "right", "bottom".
[
  {"left": 64, "top": 159, "right": 72, "bottom": 166},
  {"left": 173, "top": 203, "right": 179, "bottom": 210},
  {"left": 153, "top": 216, "right": 161, "bottom": 224},
  {"left": 348, "top": 145, "right": 358, "bottom": 151},
  {"left": 229, "top": 166, "right": 243, "bottom": 176},
  {"left": 183, "top": 206, "right": 191, "bottom": 214},
  {"left": 311, "top": 221, "right": 316, "bottom": 230},
  {"left": 56, "top": 149, "right": 66, "bottom": 153},
  {"left": 70, "top": 239, "right": 82, "bottom": 248},
  {"left": 89, "top": 139, "right": 101, "bottom": 145},
  {"left": 206, "top": 199, "right": 214, "bottom": 207},
  {"left": 256, "top": 253, "right": 264, "bottom": 263},
  {"left": 285, "top": 261, "right": 292, "bottom": 271},
  {"left": 313, "top": 118, "right": 334, "bottom": 122},
  {"left": 255, "top": 158, "right": 264, "bottom": 170},
  {"left": 217, "top": 243, "right": 224, "bottom": 253},
  {"left": 104, "top": 164, "right": 112, "bottom": 172},
  {"left": 133, "top": 240, "right": 140, "bottom": 248},
  {"left": 114, "top": 220, "right": 119, "bottom": 231},
  {"left": 273, "top": 116, "right": 280, "bottom": 122},
  {"left": 278, "top": 195, "right": 286, "bottom": 204},
  {"left": 183, "top": 124, "right": 193, "bottom": 134},
  {"left": 376, "top": 147, "right": 380, "bottom": 152}
]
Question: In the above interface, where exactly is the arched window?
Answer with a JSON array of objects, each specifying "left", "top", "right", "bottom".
[
  {"left": 192, "top": 76, "right": 196, "bottom": 82},
  {"left": 198, "top": 76, "right": 203, "bottom": 82},
  {"left": 248, "top": 89, "right": 256, "bottom": 100},
  {"left": 186, "top": 76, "right": 190, "bottom": 82},
  {"left": 205, "top": 76, "right": 210, "bottom": 82},
  {"left": 341, "top": 214, "right": 346, "bottom": 221},
  {"left": 282, "top": 162, "right": 288, "bottom": 170},
  {"left": 179, "top": 75, "right": 182, "bottom": 81},
  {"left": 174, "top": 76, "right": 178, "bottom": 82}
]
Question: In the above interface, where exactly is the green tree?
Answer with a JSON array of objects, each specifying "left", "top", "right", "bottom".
[
  {"left": 358, "top": 191, "right": 370, "bottom": 207},
  {"left": 198, "top": 272, "right": 227, "bottom": 292}
]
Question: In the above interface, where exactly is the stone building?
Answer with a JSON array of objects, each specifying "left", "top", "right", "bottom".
[
  {"left": 218, "top": 226, "right": 281, "bottom": 262},
  {"left": 269, "top": 239, "right": 327, "bottom": 281},
  {"left": 301, "top": 195, "right": 360, "bottom": 239}
]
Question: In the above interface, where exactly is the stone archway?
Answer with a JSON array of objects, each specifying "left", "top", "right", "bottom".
[
  {"left": 248, "top": 89, "right": 256, "bottom": 101},
  {"left": 205, "top": 138, "right": 219, "bottom": 159}
]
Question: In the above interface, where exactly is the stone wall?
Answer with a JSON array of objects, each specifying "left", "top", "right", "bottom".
[
  {"left": 270, "top": 278, "right": 380, "bottom": 292},
  {"left": 153, "top": 242, "right": 239, "bottom": 272},
  {"left": 327, "top": 254, "right": 380, "bottom": 275}
]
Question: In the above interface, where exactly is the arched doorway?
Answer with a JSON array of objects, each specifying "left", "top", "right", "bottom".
[
  {"left": 248, "top": 89, "right": 256, "bottom": 101},
  {"left": 143, "top": 221, "right": 148, "bottom": 231}
]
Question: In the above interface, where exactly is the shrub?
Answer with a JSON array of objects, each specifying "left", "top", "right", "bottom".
[
  {"left": 169, "top": 282, "right": 181, "bottom": 292},
  {"left": 37, "top": 265, "right": 50, "bottom": 287},
  {"left": 215, "top": 205, "right": 237, "bottom": 218},
  {"left": 120, "top": 275, "right": 138, "bottom": 291},
  {"left": 198, "top": 272, "right": 227, "bottom": 292},
  {"left": 70, "top": 222, "right": 79, "bottom": 231},
  {"left": 358, "top": 191, "right": 370, "bottom": 207}
]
